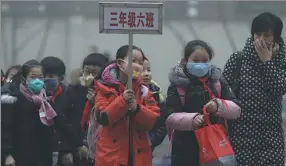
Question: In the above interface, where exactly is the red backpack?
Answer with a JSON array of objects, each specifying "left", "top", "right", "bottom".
[{"left": 167, "top": 80, "right": 222, "bottom": 141}]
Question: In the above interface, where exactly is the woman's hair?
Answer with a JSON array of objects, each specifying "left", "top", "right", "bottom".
[
  {"left": 184, "top": 40, "right": 214, "bottom": 60},
  {"left": 116, "top": 45, "right": 146, "bottom": 60},
  {"left": 5, "top": 65, "right": 22, "bottom": 78},
  {"left": 251, "top": 12, "right": 283, "bottom": 42},
  {"left": 12, "top": 59, "right": 42, "bottom": 85}
]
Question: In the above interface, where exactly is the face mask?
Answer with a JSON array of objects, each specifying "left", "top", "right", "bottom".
[
  {"left": 44, "top": 78, "right": 59, "bottom": 93},
  {"left": 80, "top": 74, "right": 94, "bottom": 87},
  {"left": 27, "top": 79, "right": 44, "bottom": 94},
  {"left": 186, "top": 62, "right": 210, "bottom": 77}
]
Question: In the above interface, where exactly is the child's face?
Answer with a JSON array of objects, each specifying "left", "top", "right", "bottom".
[
  {"left": 187, "top": 48, "right": 210, "bottom": 63},
  {"left": 26, "top": 67, "right": 44, "bottom": 82},
  {"left": 44, "top": 74, "right": 60, "bottom": 93},
  {"left": 82, "top": 65, "right": 102, "bottom": 79},
  {"left": 142, "top": 60, "right": 152, "bottom": 85}
]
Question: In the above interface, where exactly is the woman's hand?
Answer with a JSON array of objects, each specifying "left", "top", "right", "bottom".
[
  {"left": 192, "top": 115, "right": 204, "bottom": 129},
  {"left": 254, "top": 39, "right": 273, "bottom": 62},
  {"left": 205, "top": 100, "right": 218, "bottom": 114},
  {"left": 5, "top": 155, "right": 15, "bottom": 166}
]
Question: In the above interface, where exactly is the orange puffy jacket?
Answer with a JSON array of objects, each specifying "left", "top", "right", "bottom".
[{"left": 94, "top": 80, "right": 160, "bottom": 166}]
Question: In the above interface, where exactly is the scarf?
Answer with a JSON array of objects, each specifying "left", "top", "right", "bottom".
[{"left": 20, "top": 83, "right": 57, "bottom": 126}]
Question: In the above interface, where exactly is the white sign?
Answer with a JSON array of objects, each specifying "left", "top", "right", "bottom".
[{"left": 99, "top": 2, "right": 163, "bottom": 34}]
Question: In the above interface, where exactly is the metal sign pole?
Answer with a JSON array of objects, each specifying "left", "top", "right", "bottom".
[{"left": 127, "top": 32, "right": 133, "bottom": 89}]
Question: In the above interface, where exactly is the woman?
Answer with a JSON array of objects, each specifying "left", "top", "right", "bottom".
[
  {"left": 165, "top": 40, "right": 241, "bottom": 166},
  {"left": 1, "top": 60, "right": 84, "bottom": 166},
  {"left": 142, "top": 57, "right": 167, "bottom": 151},
  {"left": 94, "top": 45, "right": 160, "bottom": 166},
  {"left": 223, "top": 12, "right": 286, "bottom": 165}
]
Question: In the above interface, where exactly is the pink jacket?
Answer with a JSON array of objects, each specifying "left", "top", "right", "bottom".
[{"left": 166, "top": 99, "right": 241, "bottom": 131}]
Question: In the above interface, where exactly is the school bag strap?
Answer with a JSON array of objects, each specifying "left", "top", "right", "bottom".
[{"left": 176, "top": 80, "right": 222, "bottom": 106}]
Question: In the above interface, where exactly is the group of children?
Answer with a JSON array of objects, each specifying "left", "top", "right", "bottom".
[{"left": 1, "top": 46, "right": 168, "bottom": 166}]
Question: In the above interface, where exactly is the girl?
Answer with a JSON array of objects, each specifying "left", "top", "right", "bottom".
[
  {"left": 5, "top": 65, "right": 22, "bottom": 83},
  {"left": 142, "top": 57, "right": 167, "bottom": 152},
  {"left": 1, "top": 60, "right": 85, "bottom": 166},
  {"left": 165, "top": 40, "right": 241, "bottom": 166},
  {"left": 94, "top": 45, "right": 160, "bottom": 166}
]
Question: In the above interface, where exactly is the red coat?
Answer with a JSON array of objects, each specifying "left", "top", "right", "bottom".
[{"left": 94, "top": 64, "right": 160, "bottom": 166}]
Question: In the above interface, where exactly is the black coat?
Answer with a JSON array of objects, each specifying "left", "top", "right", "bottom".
[
  {"left": 65, "top": 84, "right": 88, "bottom": 145},
  {"left": 166, "top": 64, "right": 239, "bottom": 166},
  {"left": 1, "top": 82, "right": 79, "bottom": 166}
]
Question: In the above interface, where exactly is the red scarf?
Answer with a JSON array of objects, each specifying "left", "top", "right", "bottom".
[
  {"left": 80, "top": 81, "right": 97, "bottom": 130},
  {"left": 51, "top": 85, "right": 63, "bottom": 102}
]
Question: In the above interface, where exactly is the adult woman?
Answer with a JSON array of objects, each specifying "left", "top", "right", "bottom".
[
  {"left": 165, "top": 40, "right": 241, "bottom": 166},
  {"left": 94, "top": 45, "right": 160, "bottom": 166},
  {"left": 1, "top": 60, "right": 83, "bottom": 166},
  {"left": 223, "top": 12, "right": 286, "bottom": 165}
]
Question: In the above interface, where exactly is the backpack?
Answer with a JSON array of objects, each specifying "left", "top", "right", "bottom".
[{"left": 87, "top": 107, "right": 102, "bottom": 160}]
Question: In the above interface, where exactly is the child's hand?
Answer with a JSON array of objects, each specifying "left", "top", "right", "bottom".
[
  {"left": 205, "top": 100, "right": 218, "bottom": 113},
  {"left": 192, "top": 115, "right": 204, "bottom": 129}
]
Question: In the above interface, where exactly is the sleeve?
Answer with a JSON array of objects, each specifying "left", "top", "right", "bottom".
[
  {"left": 222, "top": 52, "right": 241, "bottom": 89},
  {"left": 165, "top": 84, "right": 198, "bottom": 131},
  {"left": 149, "top": 101, "right": 167, "bottom": 150},
  {"left": 52, "top": 102, "right": 82, "bottom": 152},
  {"left": 261, "top": 59, "right": 286, "bottom": 97},
  {"left": 133, "top": 91, "right": 160, "bottom": 131},
  {"left": 1, "top": 99, "right": 15, "bottom": 156},
  {"left": 216, "top": 77, "right": 241, "bottom": 120},
  {"left": 95, "top": 89, "right": 129, "bottom": 127}
]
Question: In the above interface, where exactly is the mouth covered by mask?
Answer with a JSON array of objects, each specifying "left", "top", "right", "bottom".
[
  {"left": 44, "top": 78, "right": 59, "bottom": 92},
  {"left": 186, "top": 62, "right": 210, "bottom": 77},
  {"left": 27, "top": 79, "right": 44, "bottom": 94},
  {"left": 80, "top": 74, "right": 95, "bottom": 87}
]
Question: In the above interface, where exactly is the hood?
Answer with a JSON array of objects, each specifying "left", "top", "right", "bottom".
[
  {"left": 101, "top": 63, "right": 122, "bottom": 85},
  {"left": 168, "top": 60, "right": 221, "bottom": 87},
  {"left": 150, "top": 80, "right": 161, "bottom": 93}
]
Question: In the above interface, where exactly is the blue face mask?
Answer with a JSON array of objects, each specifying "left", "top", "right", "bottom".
[
  {"left": 44, "top": 78, "right": 59, "bottom": 93},
  {"left": 27, "top": 79, "right": 44, "bottom": 94},
  {"left": 186, "top": 62, "right": 210, "bottom": 77}
]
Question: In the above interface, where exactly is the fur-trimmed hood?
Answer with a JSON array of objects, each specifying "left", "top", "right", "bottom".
[{"left": 168, "top": 60, "right": 222, "bottom": 87}]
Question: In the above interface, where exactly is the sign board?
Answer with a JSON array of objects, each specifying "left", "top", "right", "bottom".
[{"left": 99, "top": 2, "right": 163, "bottom": 34}]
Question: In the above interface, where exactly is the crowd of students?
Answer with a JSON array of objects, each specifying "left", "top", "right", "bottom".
[{"left": 1, "top": 12, "right": 286, "bottom": 166}]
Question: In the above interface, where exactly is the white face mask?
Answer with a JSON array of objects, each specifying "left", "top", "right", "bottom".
[{"left": 79, "top": 74, "right": 94, "bottom": 87}]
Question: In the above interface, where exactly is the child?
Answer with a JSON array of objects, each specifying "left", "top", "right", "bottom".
[
  {"left": 1, "top": 60, "right": 85, "bottom": 166},
  {"left": 94, "top": 45, "right": 160, "bottom": 166},
  {"left": 66, "top": 53, "right": 109, "bottom": 166},
  {"left": 41, "top": 56, "right": 88, "bottom": 166},
  {"left": 165, "top": 40, "right": 241, "bottom": 166},
  {"left": 142, "top": 57, "right": 167, "bottom": 151},
  {"left": 5, "top": 65, "right": 21, "bottom": 82}
]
